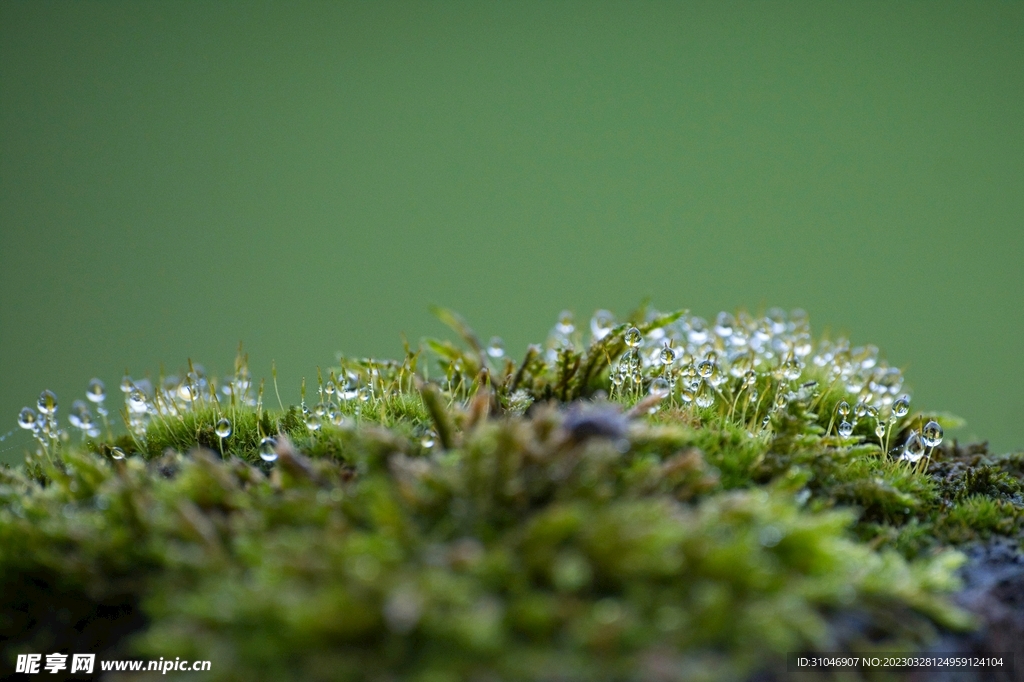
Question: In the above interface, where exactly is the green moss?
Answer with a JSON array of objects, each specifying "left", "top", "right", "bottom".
[{"left": 2, "top": 306, "right": 1020, "bottom": 681}]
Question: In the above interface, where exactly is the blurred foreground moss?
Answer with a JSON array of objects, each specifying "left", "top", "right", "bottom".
[{"left": 2, "top": 306, "right": 1021, "bottom": 681}]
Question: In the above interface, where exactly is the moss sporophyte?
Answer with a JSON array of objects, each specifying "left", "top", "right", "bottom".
[{"left": 2, "top": 305, "right": 1021, "bottom": 681}]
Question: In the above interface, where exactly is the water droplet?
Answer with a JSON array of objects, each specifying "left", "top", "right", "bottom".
[
  {"left": 421, "top": 432, "right": 436, "bottom": 449},
  {"left": 37, "top": 390, "right": 57, "bottom": 415},
  {"left": 695, "top": 382, "right": 715, "bottom": 408},
  {"left": 17, "top": 407, "right": 37, "bottom": 430},
  {"left": 590, "top": 310, "right": 615, "bottom": 341},
  {"left": 760, "top": 415, "right": 771, "bottom": 429},
  {"left": 327, "top": 404, "right": 343, "bottom": 425},
  {"left": 892, "top": 396, "right": 910, "bottom": 418},
  {"left": 306, "top": 412, "right": 322, "bottom": 432},
  {"left": 681, "top": 387, "right": 694, "bottom": 404},
  {"left": 259, "top": 436, "right": 278, "bottom": 462},
  {"left": 792, "top": 334, "right": 812, "bottom": 358},
  {"left": 177, "top": 382, "right": 196, "bottom": 402},
  {"left": 649, "top": 377, "right": 670, "bottom": 396},
  {"left": 87, "top": 378, "right": 106, "bottom": 403},
  {"left": 697, "top": 360, "right": 715, "bottom": 379},
  {"left": 714, "top": 311, "right": 735, "bottom": 338},
  {"left": 782, "top": 357, "right": 802, "bottom": 381},
  {"left": 922, "top": 420, "right": 943, "bottom": 448},
  {"left": 688, "top": 317, "right": 709, "bottom": 345},
  {"left": 838, "top": 421, "right": 853, "bottom": 438},
  {"left": 215, "top": 418, "right": 232, "bottom": 439},
  {"left": 837, "top": 401, "right": 850, "bottom": 417},
  {"left": 901, "top": 432, "right": 926, "bottom": 463},
  {"left": 120, "top": 374, "right": 134, "bottom": 394},
  {"left": 624, "top": 327, "right": 642, "bottom": 349},
  {"left": 68, "top": 400, "right": 88, "bottom": 429},
  {"left": 486, "top": 336, "right": 505, "bottom": 359},
  {"left": 626, "top": 351, "right": 641, "bottom": 372},
  {"left": 556, "top": 310, "right": 575, "bottom": 335},
  {"left": 128, "top": 389, "right": 148, "bottom": 414},
  {"left": 743, "top": 369, "right": 757, "bottom": 387},
  {"left": 854, "top": 401, "right": 868, "bottom": 418},
  {"left": 775, "top": 392, "right": 789, "bottom": 410},
  {"left": 659, "top": 344, "right": 676, "bottom": 367},
  {"left": 110, "top": 447, "right": 126, "bottom": 460},
  {"left": 875, "top": 423, "right": 886, "bottom": 438}
]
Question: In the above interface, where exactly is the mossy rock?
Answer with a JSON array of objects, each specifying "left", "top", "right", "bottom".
[{"left": 2, "top": 306, "right": 1020, "bottom": 681}]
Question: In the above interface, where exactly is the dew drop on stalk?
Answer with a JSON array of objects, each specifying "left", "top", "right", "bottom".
[
  {"left": 590, "top": 310, "right": 615, "bottom": 341},
  {"left": 659, "top": 344, "right": 676, "bottom": 367},
  {"left": 324, "top": 380, "right": 336, "bottom": 397},
  {"left": 697, "top": 360, "right": 715, "bottom": 379},
  {"left": 17, "top": 407, "right": 37, "bottom": 430},
  {"left": 782, "top": 357, "right": 802, "bottom": 381},
  {"left": 854, "top": 401, "right": 868, "bottom": 418},
  {"left": 87, "top": 378, "right": 106, "bottom": 404},
  {"left": 110, "top": 447, "right": 126, "bottom": 460},
  {"left": 714, "top": 311, "right": 735, "bottom": 338},
  {"left": 259, "top": 436, "right": 278, "bottom": 462},
  {"left": 556, "top": 310, "right": 575, "bottom": 335},
  {"left": 875, "top": 423, "right": 886, "bottom": 438},
  {"left": 624, "top": 327, "right": 642, "bottom": 349},
  {"left": 837, "top": 401, "right": 850, "bottom": 417},
  {"left": 128, "top": 389, "right": 148, "bottom": 414},
  {"left": 695, "top": 383, "right": 715, "bottom": 408},
  {"left": 37, "top": 390, "right": 57, "bottom": 415},
  {"left": 649, "top": 377, "right": 670, "bottom": 396},
  {"left": 69, "top": 400, "right": 87, "bottom": 429},
  {"left": 120, "top": 374, "right": 134, "bottom": 394},
  {"left": 177, "top": 382, "right": 196, "bottom": 402},
  {"left": 901, "top": 432, "right": 926, "bottom": 463},
  {"left": 487, "top": 336, "right": 506, "bottom": 358},
  {"left": 688, "top": 318, "right": 709, "bottom": 345},
  {"left": 681, "top": 388, "right": 694, "bottom": 404},
  {"left": 215, "top": 418, "right": 232, "bottom": 439},
  {"left": 838, "top": 421, "right": 853, "bottom": 438},
  {"left": 327, "top": 404, "right": 342, "bottom": 426},
  {"left": 892, "top": 396, "right": 910, "bottom": 418},
  {"left": 922, "top": 420, "right": 943, "bottom": 448},
  {"left": 306, "top": 413, "right": 322, "bottom": 432},
  {"left": 743, "top": 369, "right": 757, "bottom": 387}
]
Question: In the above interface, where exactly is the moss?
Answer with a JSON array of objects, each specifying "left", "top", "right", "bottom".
[{"left": 1, "top": 305, "right": 1021, "bottom": 681}]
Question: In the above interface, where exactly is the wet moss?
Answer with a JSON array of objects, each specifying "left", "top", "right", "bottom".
[{"left": 1, "top": 306, "right": 1021, "bottom": 681}]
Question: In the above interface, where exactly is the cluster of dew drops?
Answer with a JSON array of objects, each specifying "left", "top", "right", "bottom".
[
  {"left": 12, "top": 305, "right": 942, "bottom": 467},
  {"left": 14, "top": 363, "right": 266, "bottom": 462},
  {"left": 12, "top": 355, "right": 396, "bottom": 464},
  {"left": 544, "top": 306, "right": 942, "bottom": 461}
]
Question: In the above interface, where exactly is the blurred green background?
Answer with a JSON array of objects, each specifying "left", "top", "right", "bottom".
[{"left": 1, "top": 1, "right": 1021, "bottom": 462}]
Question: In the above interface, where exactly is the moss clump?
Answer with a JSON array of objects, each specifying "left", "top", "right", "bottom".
[{"left": 2, "top": 305, "right": 1020, "bottom": 681}]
